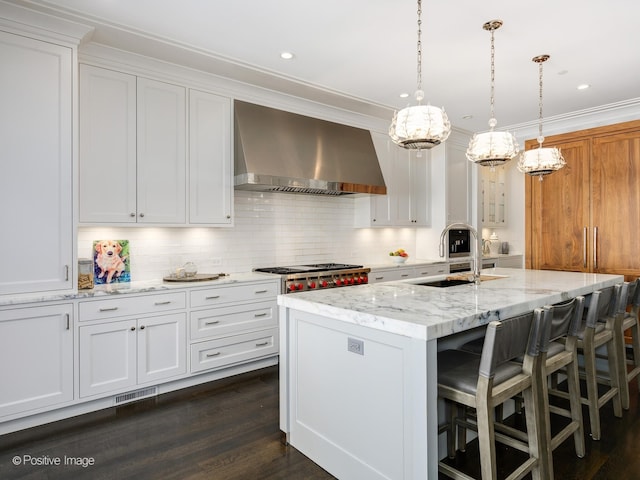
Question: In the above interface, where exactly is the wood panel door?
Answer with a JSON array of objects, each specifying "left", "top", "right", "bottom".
[
  {"left": 591, "top": 132, "right": 640, "bottom": 278},
  {"left": 526, "top": 138, "right": 590, "bottom": 271}
]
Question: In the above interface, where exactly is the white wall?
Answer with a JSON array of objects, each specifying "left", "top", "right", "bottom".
[{"left": 78, "top": 191, "right": 418, "bottom": 281}]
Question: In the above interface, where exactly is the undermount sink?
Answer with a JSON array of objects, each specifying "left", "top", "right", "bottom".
[{"left": 415, "top": 274, "right": 509, "bottom": 288}]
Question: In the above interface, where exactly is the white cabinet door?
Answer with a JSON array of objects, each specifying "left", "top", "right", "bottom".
[
  {"left": 446, "top": 139, "right": 473, "bottom": 225},
  {"left": 480, "top": 166, "right": 507, "bottom": 228},
  {"left": 79, "top": 65, "right": 137, "bottom": 223},
  {"left": 137, "top": 77, "right": 186, "bottom": 223},
  {"left": 79, "top": 319, "right": 138, "bottom": 397},
  {"left": 188, "top": 89, "right": 232, "bottom": 225},
  {"left": 0, "top": 31, "right": 73, "bottom": 295},
  {"left": 137, "top": 313, "right": 186, "bottom": 384},
  {"left": 355, "top": 133, "right": 431, "bottom": 227},
  {"left": 79, "top": 312, "right": 187, "bottom": 397},
  {"left": 0, "top": 304, "right": 73, "bottom": 417}
]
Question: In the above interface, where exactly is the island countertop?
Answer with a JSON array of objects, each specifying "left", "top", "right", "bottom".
[{"left": 277, "top": 268, "right": 623, "bottom": 341}]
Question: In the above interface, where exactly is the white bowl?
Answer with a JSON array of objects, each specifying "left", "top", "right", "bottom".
[{"left": 392, "top": 256, "right": 408, "bottom": 264}]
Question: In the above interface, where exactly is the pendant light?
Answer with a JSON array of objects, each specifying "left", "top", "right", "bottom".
[
  {"left": 466, "top": 20, "right": 519, "bottom": 168},
  {"left": 517, "top": 54, "right": 566, "bottom": 180},
  {"left": 389, "top": 0, "right": 450, "bottom": 153}
]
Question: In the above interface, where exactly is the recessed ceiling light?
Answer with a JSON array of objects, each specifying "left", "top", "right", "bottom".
[
  {"left": 577, "top": 84, "right": 591, "bottom": 90},
  {"left": 280, "top": 51, "right": 294, "bottom": 60},
  {"left": 462, "top": 114, "right": 473, "bottom": 120},
  {"left": 399, "top": 93, "right": 409, "bottom": 98}
]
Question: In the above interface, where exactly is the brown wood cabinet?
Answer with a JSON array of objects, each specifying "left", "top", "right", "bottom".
[{"left": 525, "top": 119, "right": 640, "bottom": 281}]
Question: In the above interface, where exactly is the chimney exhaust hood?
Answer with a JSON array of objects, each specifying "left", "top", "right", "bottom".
[{"left": 234, "top": 100, "right": 387, "bottom": 196}]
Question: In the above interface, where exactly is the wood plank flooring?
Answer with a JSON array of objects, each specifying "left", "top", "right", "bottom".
[{"left": 0, "top": 365, "right": 639, "bottom": 479}]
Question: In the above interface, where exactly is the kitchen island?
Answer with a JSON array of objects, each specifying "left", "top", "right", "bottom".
[{"left": 277, "top": 268, "right": 623, "bottom": 480}]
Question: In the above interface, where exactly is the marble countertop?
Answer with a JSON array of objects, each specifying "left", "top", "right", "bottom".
[
  {"left": 277, "top": 268, "right": 623, "bottom": 341},
  {"left": 0, "top": 272, "right": 278, "bottom": 307}
]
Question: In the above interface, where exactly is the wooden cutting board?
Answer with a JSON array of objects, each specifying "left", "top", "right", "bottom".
[{"left": 163, "top": 273, "right": 226, "bottom": 282}]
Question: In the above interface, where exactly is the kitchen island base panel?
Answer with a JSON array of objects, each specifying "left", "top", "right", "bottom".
[{"left": 285, "top": 309, "right": 436, "bottom": 480}]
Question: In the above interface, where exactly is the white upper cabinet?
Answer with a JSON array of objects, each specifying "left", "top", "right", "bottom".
[
  {"left": 444, "top": 135, "right": 473, "bottom": 225},
  {"left": 79, "top": 64, "right": 232, "bottom": 226},
  {"left": 136, "top": 77, "right": 186, "bottom": 223},
  {"left": 355, "top": 132, "right": 430, "bottom": 227},
  {"left": 0, "top": 30, "right": 73, "bottom": 295},
  {"left": 79, "top": 65, "right": 137, "bottom": 223},
  {"left": 188, "top": 89, "right": 233, "bottom": 225}
]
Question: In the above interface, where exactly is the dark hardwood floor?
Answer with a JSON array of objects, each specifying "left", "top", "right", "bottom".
[{"left": 1, "top": 365, "right": 639, "bottom": 479}]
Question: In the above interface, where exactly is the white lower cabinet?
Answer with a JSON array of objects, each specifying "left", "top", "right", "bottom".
[
  {"left": 191, "top": 329, "right": 278, "bottom": 373},
  {"left": 368, "top": 263, "right": 449, "bottom": 284},
  {"left": 189, "top": 282, "right": 279, "bottom": 374},
  {"left": 0, "top": 304, "right": 73, "bottom": 418},
  {"left": 79, "top": 312, "right": 187, "bottom": 398}
]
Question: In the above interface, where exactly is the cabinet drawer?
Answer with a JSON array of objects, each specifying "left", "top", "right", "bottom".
[
  {"left": 79, "top": 292, "right": 186, "bottom": 321},
  {"left": 412, "top": 264, "right": 449, "bottom": 277},
  {"left": 190, "top": 301, "right": 277, "bottom": 341},
  {"left": 190, "top": 328, "right": 278, "bottom": 373},
  {"left": 190, "top": 282, "right": 278, "bottom": 308}
]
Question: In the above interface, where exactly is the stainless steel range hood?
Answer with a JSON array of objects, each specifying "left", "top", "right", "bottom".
[{"left": 234, "top": 100, "right": 386, "bottom": 196}]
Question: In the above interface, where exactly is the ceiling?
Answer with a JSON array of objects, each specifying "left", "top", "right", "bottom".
[{"left": 11, "top": 0, "right": 640, "bottom": 133}]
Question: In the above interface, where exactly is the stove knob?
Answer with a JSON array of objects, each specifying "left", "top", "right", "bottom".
[
  {"left": 362, "top": 275, "right": 368, "bottom": 284},
  {"left": 308, "top": 281, "right": 316, "bottom": 289},
  {"left": 320, "top": 280, "right": 328, "bottom": 288},
  {"left": 296, "top": 283, "right": 304, "bottom": 290},
  {"left": 356, "top": 276, "right": 363, "bottom": 284},
  {"left": 288, "top": 283, "right": 296, "bottom": 292},
  {"left": 347, "top": 277, "right": 355, "bottom": 285},
  {"left": 335, "top": 278, "right": 342, "bottom": 286}
]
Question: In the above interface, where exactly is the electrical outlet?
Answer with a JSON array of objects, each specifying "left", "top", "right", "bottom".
[
  {"left": 347, "top": 337, "right": 364, "bottom": 356},
  {"left": 211, "top": 257, "right": 222, "bottom": 266}
]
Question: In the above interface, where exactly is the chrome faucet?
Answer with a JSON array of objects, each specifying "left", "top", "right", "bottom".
[{"left": 439, "top": 222, "right": 482, "bottom": 285}]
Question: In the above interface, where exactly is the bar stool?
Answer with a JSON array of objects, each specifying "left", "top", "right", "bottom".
[
  {"left": 476, "top": 298, "right": 586, "bottom": 479},
  {"left": 612, "top": 279, "right": 640, "bottom": 409},
  {"left": 437, "top": 309, "right": 548, "bottom": 480},
  {"left": 571, "top": 285, "right": 623, "bottom": 440}
]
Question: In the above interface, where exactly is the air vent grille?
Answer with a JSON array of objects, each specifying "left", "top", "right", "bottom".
[{"left": 114, "top": 386, "right": 157, "bottom": 405}]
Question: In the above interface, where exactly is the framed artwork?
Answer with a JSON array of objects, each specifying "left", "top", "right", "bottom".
[{"left": 93, "top": 239, "right": 131, "bottom": 285}]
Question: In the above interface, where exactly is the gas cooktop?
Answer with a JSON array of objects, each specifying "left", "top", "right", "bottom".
[{"left": 254, "top": 263, "right": 363, "bottom": 275}]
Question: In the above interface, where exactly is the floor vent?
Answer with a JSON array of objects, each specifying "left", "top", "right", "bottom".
[{"left": 114, "top": 386, "right": 157, "bottom": 405}]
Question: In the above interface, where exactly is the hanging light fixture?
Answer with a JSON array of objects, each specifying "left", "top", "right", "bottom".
[
  {"left": 517, "top": 54, "right": 565, "bottom": 180},
  {"left": 466, "top": 20, "right": 519, "bottom": 168},
  {"left": 389, "top": 0, "right": 450, "bottom": 152}
]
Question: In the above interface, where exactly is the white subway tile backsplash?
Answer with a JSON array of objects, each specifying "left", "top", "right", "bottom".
[{"left": 78, "top": 191, "right": 419, "bottom": 280}]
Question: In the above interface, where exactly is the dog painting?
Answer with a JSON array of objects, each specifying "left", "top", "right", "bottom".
[{"left": 93, "top": 240, "right": 130, "bottom": 285}]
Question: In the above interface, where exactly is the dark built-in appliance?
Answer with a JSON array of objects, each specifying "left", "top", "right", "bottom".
[
  {"left": 254, "top": 263, "right": 370, "bottom": 294},
  {"left": 447, "top": 228, "right": 471, "bottom": 258}
]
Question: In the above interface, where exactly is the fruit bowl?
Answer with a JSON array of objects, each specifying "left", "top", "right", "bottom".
[
  {"left": 392, "top": 256, "right": 408, "bottom": 264},
  {"left": 389, "top": 248, "right": 409, "bottom": 264}
]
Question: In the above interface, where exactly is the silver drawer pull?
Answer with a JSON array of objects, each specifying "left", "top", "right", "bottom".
[
  {"left": 254, "top": 289, "right": 268, "bottom": 294},
  {"left": 205, "top": 295, "right": 221, "bottom": 300},
  {"left": 206, "top": 351, "right": 221, "bottom": 358},
  {"left": 374, "top": 276, "right": 384, "bottom": 280},
  {"left": 255, "top": 341, "right": 269, "bottom": 347},
  {"left": 400, "top": 274, "right": 409, "bottom": 277},
  {"left": 205, "top": 320, "right": 220, "bottom": 325},
  {"left": 154, "top": 301, "right": 171, "bottom": 306},
  {"left": 99, "top": 307, "right": 118, "bottom": 312},
  {"left": 254, "top": 313, "right": 268, "bottom": 318}
]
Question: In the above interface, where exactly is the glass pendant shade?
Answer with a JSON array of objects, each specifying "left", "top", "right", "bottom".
[
  {"left": 518, "top": 143, "right": 565, "bottom": 178},
  {"left": 466, "top": 129, "right": 519, "bottom": 167},
  {"left": 389, "top": 0, "right": 450, "bottom": 151},
  {"left": 517, "top": 54, "right": 565, "bottom": 180},
  {"left": 467, "top": 20, "right": 519, "bottom": 167},
  {"left": 389, "top": 103, "right": 451, "bottom": 150}
]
